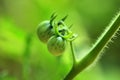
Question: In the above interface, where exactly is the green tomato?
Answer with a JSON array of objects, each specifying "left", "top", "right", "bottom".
[
  {"left": 47, "top": 36, "right": 66, "bottom": 56},
  {"left": 37, "top": 21, "right": 55, "bottom": 43}
]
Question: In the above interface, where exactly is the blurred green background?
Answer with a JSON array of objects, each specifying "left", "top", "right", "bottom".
[{"left": 0, "top": 0, "right": 120, "bottom": 80}]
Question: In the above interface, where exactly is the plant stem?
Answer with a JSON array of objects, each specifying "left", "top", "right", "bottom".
[
  {"left": 64, "top": 11, "right": 120, "bottom": 80},
  {"left": 22, "top": 34, "right": 32, "bottom": 80},
  {"left": 70, "top": 41, "right": 77, "bottom": 66}
]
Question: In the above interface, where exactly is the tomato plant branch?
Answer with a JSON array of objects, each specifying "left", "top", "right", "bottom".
[{"left": 64, "top": 11, "right": 120, "bottom": 80}]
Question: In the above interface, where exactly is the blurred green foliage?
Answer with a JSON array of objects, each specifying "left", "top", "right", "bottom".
[{"left": 0, "top": 0, "right": 120, "bottom": 80}]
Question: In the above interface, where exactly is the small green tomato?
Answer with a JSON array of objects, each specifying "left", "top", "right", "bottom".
[
  {"left": 37, "top": 21, "right": 55, "bottom": 43},
  {"left": 47, "top": 36, "right": 66, "bottom": 56}
]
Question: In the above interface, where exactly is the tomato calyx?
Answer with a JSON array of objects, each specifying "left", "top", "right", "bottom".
[{"left": 53, "top": 20, "right": 77, "bottom": 41}]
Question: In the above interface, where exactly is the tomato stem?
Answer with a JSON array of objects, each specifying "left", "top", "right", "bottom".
[
  {"left": 70, "top": 41, "right": 77, "bottom": 66},
  {"left": 64, "top": 11, "right": 120, "bottom": 80}
]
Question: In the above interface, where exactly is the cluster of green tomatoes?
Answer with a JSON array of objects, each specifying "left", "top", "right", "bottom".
[{"left": 37, "top": 13, "right": 77, "bottom": 56}]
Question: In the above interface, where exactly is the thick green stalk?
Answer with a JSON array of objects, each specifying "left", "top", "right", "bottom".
[{"left": 64, "top": 11, "right": 120, "bottom": 80}]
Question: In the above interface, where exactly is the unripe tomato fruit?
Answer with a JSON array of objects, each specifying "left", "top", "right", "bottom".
[
  {"left": 37, "top": 21, "right": 55, "bottom": 43},
  {"left": 47, "top": 36, "right": 66, "bottom": 56}
]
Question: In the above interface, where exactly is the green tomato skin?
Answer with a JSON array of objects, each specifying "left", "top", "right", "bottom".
[
  {"left": 37, "top": 21, "right": 54, "bottom": 43},
  {"left": 47, "top": 36, "right": 66, "bottom": 56}
]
